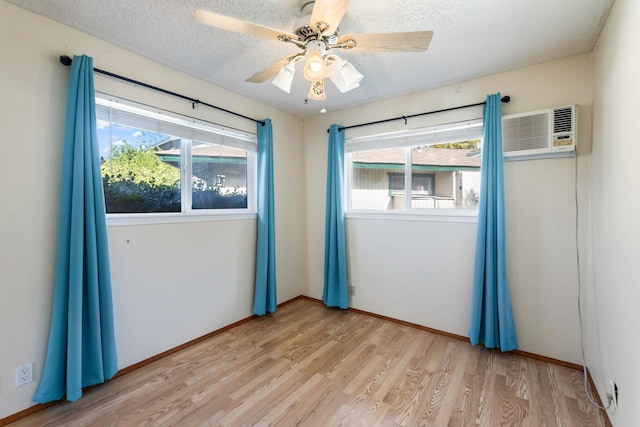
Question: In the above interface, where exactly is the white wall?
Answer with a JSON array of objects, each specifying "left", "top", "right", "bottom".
[
  {"left": 0, "top": 1, "right": 306, "bottom": 419},
  {"left": 590, "top": 0, "right": 640, "bottom": 424},
  {"left": 304, "top": 54, "right": 593, "bottom": 365}
]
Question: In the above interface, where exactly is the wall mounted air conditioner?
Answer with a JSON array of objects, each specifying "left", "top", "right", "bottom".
[{"left": 502, "top": 105, "right": 577, "bottom": 160}]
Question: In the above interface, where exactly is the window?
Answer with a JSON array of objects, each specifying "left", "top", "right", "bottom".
[
  {"left": 96, "top": 95, "right": 256, "bottom": 218},
  {"left": 346, "top": 119, "right": 483, "bottom": 213}
]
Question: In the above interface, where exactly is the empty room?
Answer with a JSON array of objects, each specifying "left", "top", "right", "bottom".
[{"left": 0, "top": 0, "right": 638, "bottom": 426}]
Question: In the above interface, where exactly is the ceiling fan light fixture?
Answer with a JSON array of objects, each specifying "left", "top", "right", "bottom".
[
  {"left": 309, "top": 58, "right": 323, "bottom": 73},
  {"left": 272, "top": 61, "right": 296, "bottom": 93},
  {"left": 303, "top": 50, "right": 327, "bottom": 81},
  {"left": 327, "top": 56, "right": 363, "bottom": 93}
]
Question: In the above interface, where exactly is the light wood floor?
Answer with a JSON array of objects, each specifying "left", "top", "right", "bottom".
[{"left": 9, "top": 298, "right": 608, "bottom": 427}]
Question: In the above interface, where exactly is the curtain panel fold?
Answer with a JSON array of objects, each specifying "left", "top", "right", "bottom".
[
  {"left": 469, "top": 93, "right": 518, "bottom": 352},
  {"left": 323, "top": 125, "right": 349, "bottom": 309},
  {"left": 34, "top": 55, "right": 118, "bottom": 404},
  {"left": 253, "top": 118, "right": 277, "bottom": 315}
]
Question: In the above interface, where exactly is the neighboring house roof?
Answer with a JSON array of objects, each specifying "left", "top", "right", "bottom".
[
  {"left": 353, "top": 148, "right": 481, "bottom": 169},
  {"left": 147, "top": 136, "right": 180, "bottom": 151},
  {"left": 151, "top": 137, "right": 246, "bottom": 159},
  {"left": 156, "top": 145, "right": 247, "bottom": 159},
  {"left": 148, "top": 137, "right": 247, "bottom": 158}
]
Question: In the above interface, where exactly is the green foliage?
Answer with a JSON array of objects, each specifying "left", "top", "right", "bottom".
[
  {"left": 101, "top": 142, "right": 180, "bottom": 212},
  {"left": 102, "top": 143, "right": 180, "bottom": 187},
  {"left": 192, "top": 186, "right": 247, "bottom": 210},
  {"left": 103, "top": 174, "right": 180, "bottom": 213},
  {"left": 101, "top": 142, "right": 246, "bottom": 212}
]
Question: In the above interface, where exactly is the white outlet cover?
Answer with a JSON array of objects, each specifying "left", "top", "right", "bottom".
[
  {"left": 15, "top": 363, "right": 33, "bottom": 387},
  {"left": 609, "top": 380, "right": 618, "bottom": 408}
]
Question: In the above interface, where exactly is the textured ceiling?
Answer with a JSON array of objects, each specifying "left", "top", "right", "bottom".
[{"left": 7, "top": 0, "right": 615, "bottom": 117}]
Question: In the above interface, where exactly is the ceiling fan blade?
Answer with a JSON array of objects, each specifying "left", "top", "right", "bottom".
[
  {"left": 246, "top": 55, "right": 297, "bottom": 83},
  {"left": 337, "top": 31, "right": 433, "bottom": 53},
  {"left": 310, "top": 0, "right": 350, "bottom": 35},
  {"left": 195, "top": 9, "right": 298, "bottom": 41}
]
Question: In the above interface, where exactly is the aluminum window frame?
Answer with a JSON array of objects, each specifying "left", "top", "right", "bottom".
[
  {"left": 345, "top": 119, "right": 483, "bottom": 221},
  {"left": 95, "top": 93, "right": 257, "bottom": 226}
]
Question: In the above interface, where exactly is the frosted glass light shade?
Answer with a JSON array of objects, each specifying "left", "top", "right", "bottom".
[
  {"left": 272, "top": 61, "right": 296, "bottom": 93},
  {"left": 303, "top": 51, "right": 327, "bottom": 81},
  {"left": 328, "top": 57, "right": 363, "bottom": 93},
  {"left": 308, "top": 80, "right": 326, "bottom": 100}
]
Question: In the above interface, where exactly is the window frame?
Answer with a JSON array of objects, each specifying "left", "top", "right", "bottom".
[
  {"left": 344, "top": 119, "right": 483, "bottom": 222},
  {"left": 95, "top": 93, "right": 258, "bottom": 226}
]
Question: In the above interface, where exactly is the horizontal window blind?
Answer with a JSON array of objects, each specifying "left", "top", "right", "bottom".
[
  {"left": 345, "top": 119, "right": 483, "bottom": 153},
  {"left": 96, "top": 94, "right": 257, "bottom": 152}
]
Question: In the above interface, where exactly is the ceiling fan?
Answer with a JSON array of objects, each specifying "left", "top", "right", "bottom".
[{"left": 194, "top": 0, "right": 433, "bottom": 101}]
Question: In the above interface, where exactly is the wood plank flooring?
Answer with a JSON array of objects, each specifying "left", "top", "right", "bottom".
[{"left": 8, "top": 298, "right": 609, "bottom": 426}]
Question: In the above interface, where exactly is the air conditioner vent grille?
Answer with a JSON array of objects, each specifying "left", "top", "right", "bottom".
[
  {"left": 553, "top": 107, "right": 573, "bottom": 133},
  {"left": 503, "top": 112, "right": 549, "bottom": 152},
  {"left": 502, "top": 105, "right": 576, "bottom": 159}
]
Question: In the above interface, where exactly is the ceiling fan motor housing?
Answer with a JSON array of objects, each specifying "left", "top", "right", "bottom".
[
  {"left": 293, "top": 0, "right": 339, "bottom": 43},
  {"left": 294, "top": 1, "right": 315, "bottom": 38}
]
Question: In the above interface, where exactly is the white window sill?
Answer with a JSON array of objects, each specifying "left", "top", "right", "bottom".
[
  {"left": 106, "top": 211, "right": 257, "bottom": 227},
  {"left": 345, "top": 210, "right": 478, "bottom": 223}
]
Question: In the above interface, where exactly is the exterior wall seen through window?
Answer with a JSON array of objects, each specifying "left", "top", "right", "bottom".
[{"left": 348, "top": 141, "right": 481, "bottom": 212}]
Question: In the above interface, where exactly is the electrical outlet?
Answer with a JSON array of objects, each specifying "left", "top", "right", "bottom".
[
  {"left": 15, "top": 363, "right": 33, "bottom": 387},
  {"left": 349, "top": 286, "right": 356, "bottom": 296},
  {"left": 609, "top": 380, "right": 619, "bottom": 408}
]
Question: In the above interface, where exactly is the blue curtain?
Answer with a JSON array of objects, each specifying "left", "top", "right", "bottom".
[
  {"left": 34, "top": 55, "right": 118, "bottom": 404},
  {"left": 469, "top": 93, "right": 518, "bottom": 352},
  {"left": 323, "top": 124, "right": 349, "bottom": 309},
  {"left": 253, "top": 118, "right": 277, "bottom": 315}
]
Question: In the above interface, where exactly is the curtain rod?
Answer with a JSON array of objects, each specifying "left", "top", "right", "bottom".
[
  {"left": 59, "top": 55, "right": 265, "bottom": 126},
  {"left": 327, "top": 95, "right": 510, "bottom": 133}
]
